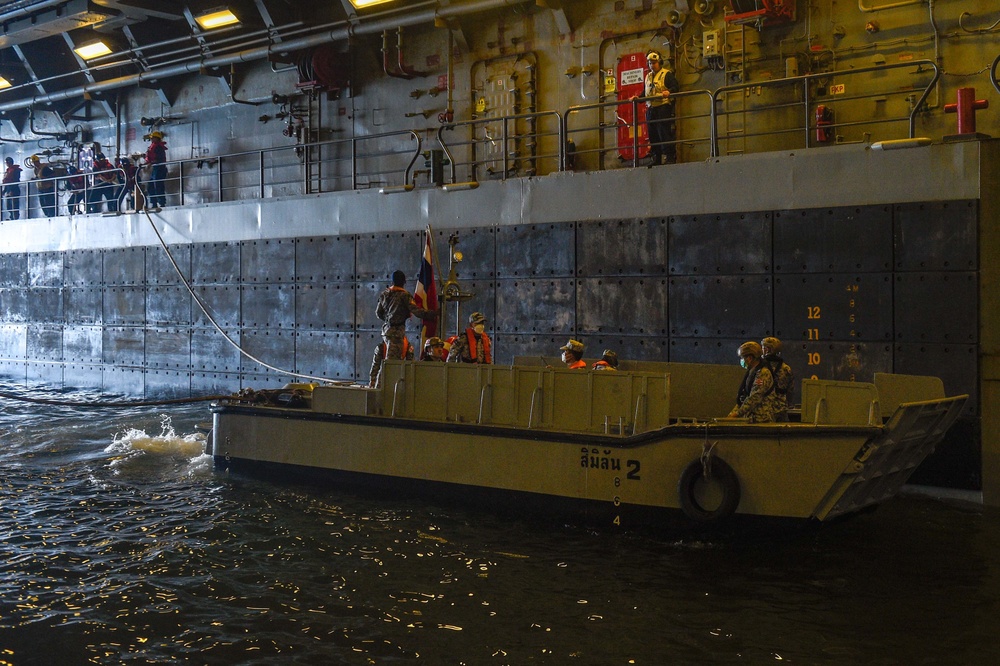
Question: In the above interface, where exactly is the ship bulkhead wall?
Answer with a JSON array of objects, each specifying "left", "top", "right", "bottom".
[{"left": 0, "top": 141, "right": 993, "bottom": 499}]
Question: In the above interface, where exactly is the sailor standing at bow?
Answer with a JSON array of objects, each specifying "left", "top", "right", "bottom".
[{"left": 375, "top": 270, "right": 436, "bottom": 383}]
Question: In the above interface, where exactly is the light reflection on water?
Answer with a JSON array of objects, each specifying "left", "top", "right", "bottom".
[{"left": 0, "top": 385, "right": 997, "bottom": 664}]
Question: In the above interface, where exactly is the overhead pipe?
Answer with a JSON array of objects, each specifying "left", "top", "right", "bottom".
[
  {"left": 0, "top": 0, "right": 69, "bottom": 23},
  {"left": 0, "top": 0, "right": 525, "bottom": 114}
]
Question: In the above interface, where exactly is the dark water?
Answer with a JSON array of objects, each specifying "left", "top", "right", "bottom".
[{"left": 1, "top": 386, "right": 997, "bottom": 665}]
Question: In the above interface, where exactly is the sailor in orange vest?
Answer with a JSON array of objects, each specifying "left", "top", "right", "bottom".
[
  {"left": 447, "top": 312, "right": 492, "bottom": 364},
  {"left": 592, "top": 349, "right": 618, "bottom": 371},
  {"left": 368, "top": 335, "right": 414, "bottom": 388},
  {"left": 560, "top": 339, "right": 587, "bottom": 370}
]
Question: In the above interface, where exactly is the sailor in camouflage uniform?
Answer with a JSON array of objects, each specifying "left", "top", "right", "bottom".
[
  {"left": 761, "top": 336, "right": 794, "bottom": 421},
  {"left": 727, "top": 341, "right": 782, "bottom": 423},
  {"left": 375, "top": 270, "right": 436, "bottom": 371}
]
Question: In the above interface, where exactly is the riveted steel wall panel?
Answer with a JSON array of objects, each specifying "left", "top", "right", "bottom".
[
  {"left": 65, "top": 287, "right": 102, "bottom": 325},
  {"left": 27, "top": 325, "right": 61, "bottom": 360},
  {"left": 27, "top": 287, "right": 63, "bottom": 323},
  {"left": 297, "top": 284, "right": 355, "bottom": 330},
  {"left": 895, "top": 272, "right": 977, "bottom": 344},
  {"left": 296, "top": 330, "right": 355, "bottom": 379},
  {"left": 27, "top": 252, "right": 63, "bottom": 287},
  {"left": 774, "top": 205, "right": 893, "bottom": 273},
  {"left": 103, "top": 366, "right": 144, "bottom": 397},
  {"left": 242, "top": 284, "right": 295, "bottom": 328},
  {"left": 437, "top": 227, "right": 497, "bottom": 280},
  {"left": 103, "top": 326, "right": 144, "bottom": 367},
  {"left": 0, "top": 361, "right": 26, "bottom": 383},
  {"left": 774, "top": 274, "right": 893, "bottom": 342},
  {"left": 192, "top": 372, "right": 241, "bottom": 395},
  {"left": 145, "top": 369, "right": 191, "bottom": 399},
  {"left": 146, "top": 328, "right": 191, "bottom": 369},
  {"left": 192, "top": 242, "right": 240, "bottom": 285},
  {"left": 669, "top": 337, "right": 747, "bottom": 365},
  {"left": 65, "top": 250, "right": 101, "bottom": 287},
  {"left": 295, "top": 236, "right": 356, "bottom": 283},
  {"left": 577, "top": 277, "right": 669, "bottom": 335},
  {"left": 0, "top": 253, "right": 26, "bottom": 287},
  {"left": 62, "top": 364, "right": 101, "bottom": 389},
  {"left": 576, "top": 217, "right": 668, "bottom": 277},
  {"left": 0, "top": 289, "right": 27, "bottom": 322},
  {"left": 895, "top": 342, "right": 977, "bottom": 415},
  {"left": 27, "top": 362, "right": 61, "bottom": 386},
  {"left": 238, "top": 373, "right": 289, "bottom": 390},
  {"left": 356, "top": 282, "right": 382, "bottom": 331},
  {"left": 240, "top": 328, "right": 295, "bottom": 374},
  {"left": 104, "top": 286, "right": 145, "bottom": 324},
  {"left": 575, "top": 334, "right": 670, "bottom": 365},
  {"left": 356, "top": 230, "right": 424, "bottom": 282},
  {"left": 668, "top": 275, "right": 771, "bottom": 338},
  {"left": 104, "top": 247, "right": 145, "bottom": 286},
  {"left": 496, "top": 278, "right": 574, "bottom": 334},
  {"left": 497, "top": 223, "right": 575, "bottom": 278},
  {"left": 494, "top": 334, "right": 559, "bottom": 366},
  {"left": 192, "top": 328, "right": 242, "bottom": 373},
  {"left": 0, "top": 324, "right": 26, "bottom": 359},
  {"left": 785, "top": 341, "right": 893, "bottom": 385},
  {"left": 669, "top": 212, "right": 772, "bottom": 275},
  {"left": 192, "top": 285, "right": 240, "bottom": 328},
  {"left": 895, "top": 200, "right": 977, "bottom": 271},
  {"left": 63, "top": 326, "right": 102, "bottom": 364},
  {"left": 443, "top": 280, "right": 495, "bottom": 338},
  {"left": 242, "top": 238, "right": 295, "bottom": 283},
  {"left": 147, "top": 286, "right": 192, "bottom": 326},
  {"left": 147, "top": 244, "right": 191, "bottom": 285}
]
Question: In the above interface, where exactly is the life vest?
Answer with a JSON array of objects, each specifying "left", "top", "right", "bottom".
[
  {"left": 592, "top": 360, "right": 615, "bottom": 370},
  {"left": 568, "top": 359, "right": 587, "bottom": 370},
  {"left": 466, "top": 328, "right": 491, "bottom": 364},
  {"left": 379, "top": 337, "right": 412, "bottom": 359}
]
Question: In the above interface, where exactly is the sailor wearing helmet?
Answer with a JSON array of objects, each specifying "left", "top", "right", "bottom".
[
  {"left": 760, "top": 336, "right": 794, "bottom": 421},
  {"left": 642, "top": 50, "right": 679, "bottom": 166},
  {"left": 727, "top": 341, "right": 781, "bottom": 422}
]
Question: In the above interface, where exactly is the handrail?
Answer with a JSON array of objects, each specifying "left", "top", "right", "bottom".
[
  {"left": 565, "top": 89, "right": 714, "bottom": 166},
  {"left": 992, "top": 53, "right": 1000, "bottom": 95},
  {"left": 711, "top": 60, "right": 939, "bottom": 156}
]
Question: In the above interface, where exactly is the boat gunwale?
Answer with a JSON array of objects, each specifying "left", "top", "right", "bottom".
[{"left": 210, "top": 401, "right": 884, "bottom": 448}]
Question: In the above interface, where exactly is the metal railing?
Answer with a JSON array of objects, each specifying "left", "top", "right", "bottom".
[
  {"left": 565, "top": 90, "right": 714, "bottom": 169},
  {"left": 2, "top": 168, "right": 128, "bottom": 220},
  {"left": 711, "top": 60, "right": 939, "bottom": 156},
  {"left": 0, "top": 60, "right": 949, "bottom": 222}
]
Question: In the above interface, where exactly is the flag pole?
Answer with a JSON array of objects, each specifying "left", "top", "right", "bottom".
[{"left": 426, "top": 224, "right": 446, "bottom": 338}]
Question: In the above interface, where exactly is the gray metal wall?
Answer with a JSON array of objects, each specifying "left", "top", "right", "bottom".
[{"left": 0, "top": 200, "right": 978, "bottom": 412}]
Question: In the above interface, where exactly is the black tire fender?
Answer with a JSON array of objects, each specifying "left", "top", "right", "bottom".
[{"left": 678, "top": 456, "right": 741, "bottom": 524}]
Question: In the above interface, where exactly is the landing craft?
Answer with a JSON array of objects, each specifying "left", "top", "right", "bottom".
[{"left": 210, "top": 361, "right": 966, "bottom": 531}]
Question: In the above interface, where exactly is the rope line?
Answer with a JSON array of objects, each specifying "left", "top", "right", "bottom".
[{"left": 143, "top": 208, "right": 332, "bottom": 384}]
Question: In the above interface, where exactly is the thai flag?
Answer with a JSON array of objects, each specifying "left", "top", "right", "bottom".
[{"left": 413, "top": 227, "right": 438, "bottom": 345}]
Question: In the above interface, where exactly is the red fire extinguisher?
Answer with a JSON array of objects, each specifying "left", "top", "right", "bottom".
[{"left": 815, "top": 105, "right": 834, "bottom": 143}]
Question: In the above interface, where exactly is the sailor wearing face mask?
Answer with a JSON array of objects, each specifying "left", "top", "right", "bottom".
[
  {"left": 726, "top": 341, "right": 781, "bottom": 423},
  {"left": 447, "top": 311, "right": 492, "bottom": 364}
]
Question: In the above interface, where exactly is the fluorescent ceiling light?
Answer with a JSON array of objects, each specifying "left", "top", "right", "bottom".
[
  {"left": 195, "top": 8, "right": 240, "bottom": 30},
  {"left": 74, "top": 41, "right": 113, "bottom": 60},
  {"left": 0, "top": 77, "right": 10, "bottom": 90},
  {"left": 350, "top": 0, "right": 396, "bottom": 8}
]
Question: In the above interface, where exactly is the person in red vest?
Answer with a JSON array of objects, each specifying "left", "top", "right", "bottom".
[
  {"left": 560, "top": 339, "right": 587, "bottom": 370},
  {"left": 368, "top": 336, "right": 414, "bottom": 388},
  {"left": 447, "top": 312, "right": 492, "bottom": 364},
  {"left": 2, "top": 157, "right": 22, "bottom": 220},
  {"left": 592, "top": 349, "right": 618, "bottom": 371}
]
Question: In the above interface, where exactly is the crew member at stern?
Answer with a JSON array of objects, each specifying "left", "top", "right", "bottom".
[
  {"left": 727, "top": 341, "right": 781, "bottom": 423},
  {"left": 447, "top": 312, "right": 492, "bottom": 364},
  {"left": 760, "top": 336, "right": 794, "bottom": 421}
]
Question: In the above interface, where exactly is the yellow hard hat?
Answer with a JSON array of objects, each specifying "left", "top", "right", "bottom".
[
  {"left": 149, "top": 131, "right": 163, "bottom": 139},
  {"left": 30, "top": 154, "right": 39, "bottom": 162}
]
